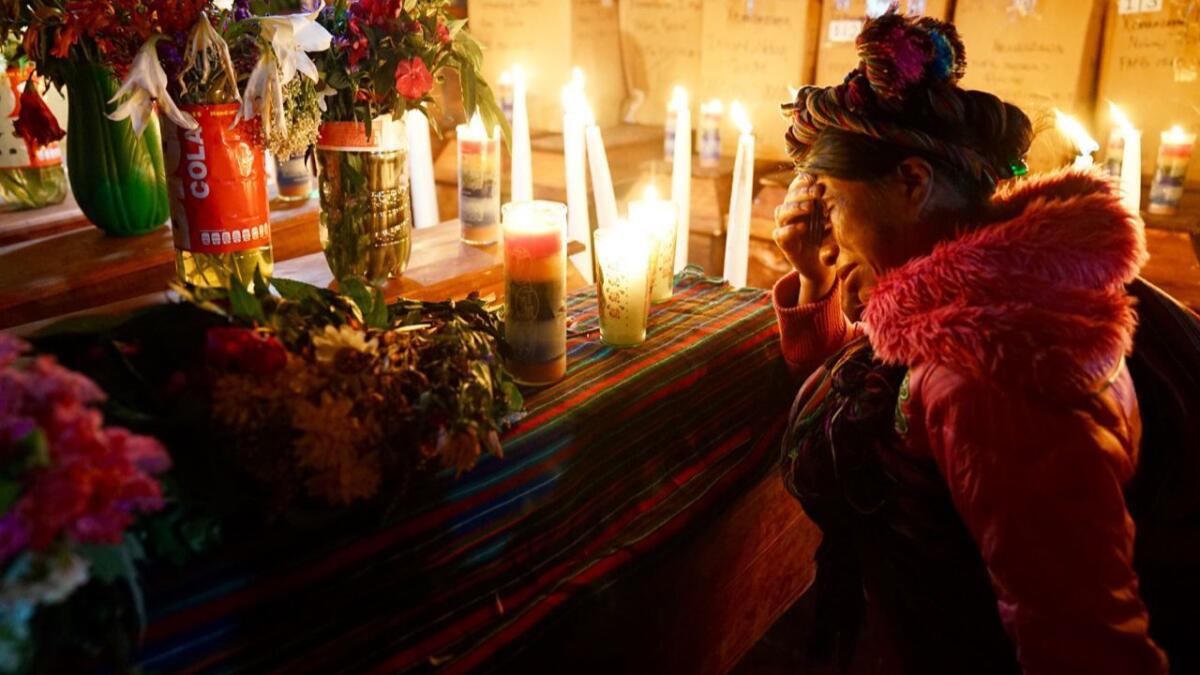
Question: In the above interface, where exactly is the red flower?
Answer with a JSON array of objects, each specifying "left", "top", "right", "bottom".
[
  {"left": 394, "top": 57, "right": 433, "bottom": 100},
  {"left": 351, "top": 0, "right": 401, "bottom": 28},
  {"left": 343, "top": 18, "right": 370, "bottom": 68},
  {"left": 436, "top": 22, "right": 451, "bottom": 45},
  {"left": 204, "top": 327, "right": 288, "bottom": 376}
]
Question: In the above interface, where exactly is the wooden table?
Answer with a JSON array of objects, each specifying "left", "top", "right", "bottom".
[{"left": 2, "top": 206, "right": 587, "bottom": 332}]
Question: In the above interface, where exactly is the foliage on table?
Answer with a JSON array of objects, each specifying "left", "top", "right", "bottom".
[{"left": 0, "top": 335, "right": 171, "bottom": 673}]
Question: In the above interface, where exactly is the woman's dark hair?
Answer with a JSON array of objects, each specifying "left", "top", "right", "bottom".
[{"left": 784, "top": 9, "right": 1033, "bottom": 206}]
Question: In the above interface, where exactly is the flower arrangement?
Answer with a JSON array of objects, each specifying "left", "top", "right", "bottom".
[
  {"left": 315, "top": 0, "right": 505, "bottom": 131},
  {"left": 179, "top": 273, "right": 521, "bottom": 512},
  {"left": 0, "top": 335, "right": 170, "bottom": 672}
]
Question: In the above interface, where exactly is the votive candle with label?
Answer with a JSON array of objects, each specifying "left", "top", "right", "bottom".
[
  {"left": 629, "top": 187, "right": 677, "bottom": 302},
  {"left": 594, "top": 226, "right": 656, "bottom": 347},
  {"left": 458, "top": 113, "right": 501, "bottom": 245},
  {"left": 503, "top": 201, "right": 568, "bottom": 385}
]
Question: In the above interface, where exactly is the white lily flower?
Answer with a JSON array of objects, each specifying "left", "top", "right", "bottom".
[
  {"left": 109, "top": 37, "right": 197, "bottom": 134},
  {"left": 182, "top": 13, "right": 240, "bottom": 102},
  {"left": 317, "top": 84, "right": 336, "bottom": 113},
  {"left": 257, "top": 4, "right": 332, "bottom": 86},
  {"left": 237, "top": 4, "right": 332, "bottom": 135},
  {"left": 235, "top": 57, "right": 286, "bottom": 138}
]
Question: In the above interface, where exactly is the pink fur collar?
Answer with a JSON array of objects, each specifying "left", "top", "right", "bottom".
[{"left": 862, "top": 169, "right": 1146, "bottom": 396}]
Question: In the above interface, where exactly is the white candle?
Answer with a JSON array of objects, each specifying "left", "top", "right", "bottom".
[
  {"left": 594, "top": 223, "right": 655, "bottom": 347},
  {"left": 561, "top": 68, "right": 592, "bottom": 283},
  {"left": 670, "top": 86, "right": 692, "bottom": 274},
  {"left": 723, "top": 101, "right": 754, "bottom": 288},
  {"left": 406, "top": 108, "right": 439, "bottom": 229},
  {"left": 629, "top": 184, "right": 678, "bottom": 302},
  {"left": 510, "top": 65, "right": 533, "bottom": 202},
  {"left": 1054, "top": 109, "right": 1098, "bottom": 170},
  {"left": 1110, "top": 103, "right": 1141, "bottom": 214},
  {"left": 585, "top": 120, "right": 619, "bottom": 233}
]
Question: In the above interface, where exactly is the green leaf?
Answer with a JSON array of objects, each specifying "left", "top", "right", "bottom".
[
  {"left": 501, "top": 380, "right": 524, "bottom": 412},
  {"left": 272, "top": 276, "right": 324, "bottom": 302},
  {"left": 228, "top": 279, "right": 266, "bottom": 324},
  {"left": 339, "top": 277, "right": 373, "bottom": 320},
  {"left": 77, "top": 543, "right": 133, "bottom": 584},
  {"left": 252, "top": 266, "right": 271, "bottom": 298},
  {"left": 366, "top": 287, "right": 389, "bottom": 330}
]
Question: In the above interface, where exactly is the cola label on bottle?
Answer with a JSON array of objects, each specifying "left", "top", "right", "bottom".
[{"left": 164, "top": 104, "right": 270, "bottom": 254}]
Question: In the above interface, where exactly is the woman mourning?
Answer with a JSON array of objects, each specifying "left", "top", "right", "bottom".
[{"left": 772, "top": 10, "right": 1171, "bottom": 675}]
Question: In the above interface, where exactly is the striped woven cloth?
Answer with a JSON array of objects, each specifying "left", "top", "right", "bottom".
[{"left": 136, "top": 270, "right": 789, "bottom": 673}]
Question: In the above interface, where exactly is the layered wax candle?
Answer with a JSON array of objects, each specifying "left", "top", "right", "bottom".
[
  {"left": 629, "top": 185, "right": 678, "bottom": 302},
  {"left": 594, "top": 225, "right": 656, "bottom": 347},
  {"left": 457, "top": 112, "right": 501, "bottom": 245},
  {"left": 497, "top": 69, "right": 514, "bottom": 124},
  {"left": 503, "top": 201, "right": 568, "bottom": 385},
  {"left": 1149, "top": 125, "right": 1196, "bottom": 215},
  {"left": 699, "top": 99, "right": 723, "bottom": 168}
]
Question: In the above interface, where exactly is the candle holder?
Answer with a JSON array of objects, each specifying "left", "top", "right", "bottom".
[
  {"left": 1149, "top": 126, "right": 1196, "bottom": 216},
  {"left": 503, "top": 201, "right": 568, "bottom": 385},
  {"left": 629, "top": 194, "right": 678, "bottom": 302},
  {"left": 594, "top": 227, "right": 656, "bottom": 347},
  {"left": 457, "top": 118, "right": 501, "bottom": 245}
]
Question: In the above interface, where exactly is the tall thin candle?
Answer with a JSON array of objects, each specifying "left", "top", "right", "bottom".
[
  {"left": 723, "top": 102, "right": 754, "bottom": 288},
  {"left": 510, "top": 65, "right": 533, "bottom": 202},
  {"left": 561, "top": 68, "right": 592, "bottom": 282},
  {"left": 670, "top": 86, "right": 692, "bottom": 273},
  {"left": 406, "top": 108, "right": 439, "bottom": 229},
  {"left": 585, "top": 120, "right": 619, "bottom": 233}
]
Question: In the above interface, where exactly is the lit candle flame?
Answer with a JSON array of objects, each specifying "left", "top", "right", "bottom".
[
  {"left": 1054, "top": 109, "right": 1098, "bottom": 156},
  {"left": 571, "top": 67, "right": 585, "bottom": 89},
  {"left": 1164, "top": 124, "right": 1193, "bottom": 144},
  {"left": 466, "top": 111, "right": 486, "bottom": 137},
  {"left": 644, "top": 184, "right": 660, "bottom": 201},
  {"left": 1108, "top": 101, "right": 1136, "bottom": 136},
  {"left": 498, "top": 69, "right": 512, "bottom": 87},
  {"left": 730, "top": 101, "right": 752, "bottom": 135},
  {"left": 511, "top": 64, "right": 526, "bottom": 88}
]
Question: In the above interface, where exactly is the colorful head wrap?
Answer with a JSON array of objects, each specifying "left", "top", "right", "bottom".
[{"left": 783, "top": 8, "right": 1025, "bottom": 186}]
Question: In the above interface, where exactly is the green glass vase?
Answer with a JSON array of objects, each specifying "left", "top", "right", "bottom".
[{"left": 64, "top": 62, "right": 168, "bottom": 236}]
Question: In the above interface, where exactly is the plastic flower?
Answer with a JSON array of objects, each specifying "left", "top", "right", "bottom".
[
  {"left": 109, "top": 37, "right": 197, "bottom": 134},
  {"left": 311, "top": 325, "right": 379, "bottom": 363},
  {"left": 394, "top": 57, "right": 433, "bottom": 100},
  {"left": 11, "top": 78, "right": 64, "bottom": 149}
]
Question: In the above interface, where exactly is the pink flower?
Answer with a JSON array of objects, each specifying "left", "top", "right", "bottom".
[
  {"left": 436, "top": 22, "right": 451, "bottom": 45},
  {"left": 394, "top": 57, "right": 432, "bottom": 100},
  {"left": 0, "top": 339, "right": 170, "bottom": 560}
]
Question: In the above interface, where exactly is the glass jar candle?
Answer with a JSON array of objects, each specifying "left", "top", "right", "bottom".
[{"left": 503, "top": 201, "right": 568, "bottom": 385}]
